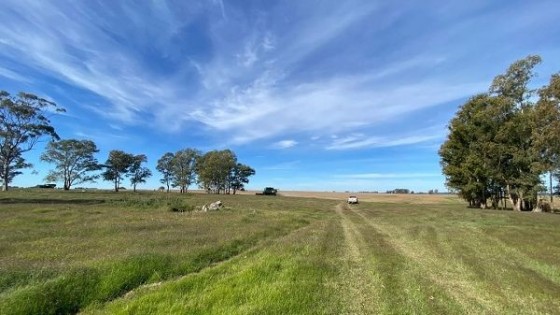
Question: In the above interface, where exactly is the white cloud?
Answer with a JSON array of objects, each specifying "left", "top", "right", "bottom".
[
  {"left": 336, "top": 173, "right": 442, "bottom": 179},
  {"left": 0, "top": 67, "right": 31, "bottom": 83},
  {"left": 262, "top": 160, "right": 300, "bottom": 170},
  {"left": 272, "top": 140, "right": 298, "bottom": 149},
  {"left": 1, "top": 0, "right": 556, "bottom": 150},
  {"left": 326, "top": 133, "right": 443, "bottom": 150}
]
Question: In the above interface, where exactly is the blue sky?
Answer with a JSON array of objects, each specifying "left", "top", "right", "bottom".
[{"left": 1, "top": 0, "right": 560, "bottom": 192}]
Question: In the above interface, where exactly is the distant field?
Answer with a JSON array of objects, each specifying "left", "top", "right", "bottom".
[
  {"left": 0, "top": 190, "right": 559, "bottom": 314},
  {"left": 274, "top": 191, "right": 463, "bottom": 204}
]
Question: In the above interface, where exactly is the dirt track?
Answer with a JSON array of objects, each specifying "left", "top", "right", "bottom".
[{"left": 335, "top": 203, "right": 379, "bottom": 314}]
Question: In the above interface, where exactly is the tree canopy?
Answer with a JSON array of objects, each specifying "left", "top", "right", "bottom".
[
  {"left": 41, "top": 139, "right": 101, "bottom": 190},
  {"left": 0, "top": 91, "right": 64, "bottom": 190},
  {"left": 101, "top": 150, "right": 136, "bottom": 192},
  {"left": 196, "top": 150, "right": 255, "bottom": 194},
  {"left": 440, "top": 55, "right": 559, "bottom": 211}
]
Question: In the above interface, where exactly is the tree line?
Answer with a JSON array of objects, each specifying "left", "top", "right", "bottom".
[
  {"left": 0, "top": 91, "right": 254, "bottom": 193},
  {"left": 439, "top": 55, "right": 560, "bottom": 211}
]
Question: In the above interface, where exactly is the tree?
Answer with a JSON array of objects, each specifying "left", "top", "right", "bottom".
[
  {"left": 488, "top": 55, "right": 543, "bottom": 211},
  {"left": 0, "top": 154, "right": 32, "bottom": 186},
  {"left": 40, "top": 139, "right": 100, "bottom": 190},
  {"left": 440, "top": 55, "right": 549, "bottom": 211},
  {"left": 129, "top": 154, "right": 152, "bottom": 192},
  {"left": 101, "top": 150, "right": 135, "bottom": 192},
  {"left": 197, "top": 150, "right": 237, "bottom": 194},
  {"left": 533, "top": 74, "right": 560, "bottom": 204},
  {"left": 490, "top": 55, "right": 542, "bottom": 105},
  {"left": 171, "top": 149, "right": 200, "bottom": 193},
  {"left": 0, "top": 91, "right": 64, "bottom": 191},
  {"left": 229, "top": 163, "right": 255, "bottom": 194},
  {"left": 156, "top": 152, "right": 174, "bottom": 193}
]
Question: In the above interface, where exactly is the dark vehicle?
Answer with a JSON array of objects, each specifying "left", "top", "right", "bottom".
[
  {"left": 256, "top": 187, "right": 278, "bottom": 196},
  {"left": 33, "top": 184, "right": 56, "bottom": 189}
]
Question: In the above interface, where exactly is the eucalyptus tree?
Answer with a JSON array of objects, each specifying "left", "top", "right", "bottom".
[
  {"left": 488, "top": 55, "right": 543, "bottom": 210},
  {"left": 0, "top": 91, "right": 64, "bottom": 190},
  {"left": 533, "top": 74, "right": 560, "bottom": 203},
  {"left": 129, "top": 154, "right": 151, "bottom": 192},
  {"left": 101, "top": 150, "right": 136, "bottom": 192},
  {"left": 41, "top": 139, "right": 101, "bottom": 190},
  {"left": 229, "top": 163, "right": 255, "bottom": 194},
  {"left": 441, "top": 55, "right": 547, "bottom": 210},
  {"left": 440, "top": 95, "right": 498, "bottom": 208},
  {"left": 171, "top": 148, "right": 200, "bottom": 193},
  {"left": 156, "top": 152, "right": 174, "bottom": 193},
  {"left": 197, "top": 150, "right": 237, "bottom": 194}
]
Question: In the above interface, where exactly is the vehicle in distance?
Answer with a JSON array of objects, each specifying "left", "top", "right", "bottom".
[
  {"left": 347, "top": 195, "right": 359, "bottom": 204},
  {"left": 256, "top": 187, "right": 278, "bottom": 196}
]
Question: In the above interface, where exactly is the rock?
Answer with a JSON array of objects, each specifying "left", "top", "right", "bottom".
[
  {"left": 208, "top": 200, "right": 222, "bottom": 211},
  {"left": 201, "top": 201, "right": 223, "bottom": 212}
]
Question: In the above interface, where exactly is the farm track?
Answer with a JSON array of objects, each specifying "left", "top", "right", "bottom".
[
  {"left": 343, "top": 204, "right": 560, "bottom": 314},
  {"left": 346, "top": 205, "right": 493, "bottom": 313},
  {"left": 335, "top": 203, "right": 380, "bottom": 314}
]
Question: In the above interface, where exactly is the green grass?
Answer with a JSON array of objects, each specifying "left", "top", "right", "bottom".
[{"left": 1, "top": 190, "right": 559, "bottom": 314}]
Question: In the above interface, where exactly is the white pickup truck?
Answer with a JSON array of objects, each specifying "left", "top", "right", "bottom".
[{"left": 347, "top": 195, "right": 359, "bottom": 204}]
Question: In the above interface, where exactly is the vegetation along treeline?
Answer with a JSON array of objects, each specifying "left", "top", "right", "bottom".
[
  {"left": 0, "top": 92, "right": 255, "bottom": 193},
  {"left": 440, "top": 55, "right": 560, "bottom": 211}
]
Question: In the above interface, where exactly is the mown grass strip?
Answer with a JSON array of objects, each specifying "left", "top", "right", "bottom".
[{"left": 82, "top": 218, "right": 342, "bottom": 314}]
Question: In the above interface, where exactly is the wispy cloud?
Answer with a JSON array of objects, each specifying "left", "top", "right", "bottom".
[
  {"left": 0, "top": 67, "right": 31, "bottom": 83},
  {"left": 0, "top": 0, "right": 557, "bottom": 152},
  {"left": 336, "top": 173, "right": 442, "bottom": 179},
  {"left": 272, "top": 140, "right": 298, "bottom": 149},
  {"left": 326, "top": 131, "right": 443, "bottom": 150},
  {"left": 262, "top": 161, "right": 300, "bottom": 170}
]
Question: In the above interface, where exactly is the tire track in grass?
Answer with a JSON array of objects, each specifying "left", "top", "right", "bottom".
[
  {"left": 349, "top": 206, "right": 500, "bottom": 314},
  {"left": 334, "top": 203, "right": 380, "bottom": 314}
]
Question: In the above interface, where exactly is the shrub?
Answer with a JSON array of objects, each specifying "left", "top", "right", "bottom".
[{"left": 167, "top": 199, "right": 194, "bottom": 213}]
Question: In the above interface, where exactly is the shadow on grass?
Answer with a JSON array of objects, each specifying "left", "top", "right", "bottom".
[{"left": 0, "top": 198, "right": 106, "bottom": 205}]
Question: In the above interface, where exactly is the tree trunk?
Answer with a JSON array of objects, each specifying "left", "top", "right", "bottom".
[
  {"left": 507, "top": 185, "right": 521, "bottom": 211},
  {"left": 533, "top": 199, "right": 543, "bottom": 212},
  {"left": 515, "top": 191, "right": 524, "bottom": 211},
  {"left": 2, "top": 161, "right": 9, "bottom": 191},
  {"left": 550, "top": 172, "right": 554, "bottom": 207}
]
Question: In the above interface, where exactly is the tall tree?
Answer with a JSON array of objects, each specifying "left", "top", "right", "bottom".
[
  {"left": 229, "top": 163, "right": 255, "bottom": 194},
  {"left": 0, "top": 91, "right": 64, "bottom": 191},
  {"left": 488, "top": 55, "right": 543, "bottom": 211},
  {"left": 440, "top": 95, "right": 499, "bottom": 208},
  {"left": 0, "top": 154, "right": 32, "bottom": 187},
  {"left": 101, "top": 150, "right": 135, "bottom": 192},
  {"left": 441, "top": 55, "right": 547, "bottom": 211},
  {"left": 533, "top": 74, "right": 560, "bottom": 204},
  {"left": 40, "top": 139, "right": 100, "bottom": 190},
  {"left": 171, "top": 149, "right": 200, "bottom": 193},
  {"left": 197, "top": 150, "right": 237, "bottom": 194},
  {"left": 128, "top": 154, "right": 152, "bottom": 192},
  {"left": 490, "top": 55, "right": 542, "bottom": 105},
  {"left": 156, "top": 152, "right": 174, "bottom": 193}
]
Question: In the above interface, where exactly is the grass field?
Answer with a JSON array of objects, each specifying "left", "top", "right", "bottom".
[{"left": 0, "top": 190, "right": 559, "bottom": 314}]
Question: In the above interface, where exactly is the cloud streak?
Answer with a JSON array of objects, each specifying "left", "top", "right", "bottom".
[{"left": 0, "top": 0, "right": 558, "bottom": 151}]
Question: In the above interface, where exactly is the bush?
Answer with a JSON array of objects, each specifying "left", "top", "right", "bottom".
[{"left": 167, "top": 199, "right": 194, "bottom": 213}]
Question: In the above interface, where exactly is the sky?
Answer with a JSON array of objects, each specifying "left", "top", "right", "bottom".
[{"left": 1, "top": 0, "right": 560, "bottom": 192}]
